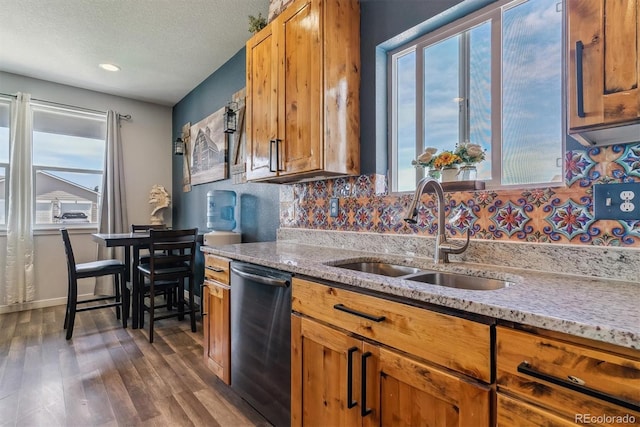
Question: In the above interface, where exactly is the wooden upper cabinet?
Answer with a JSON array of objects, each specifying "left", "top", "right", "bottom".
[
  {"left": 567, "top": 0, "right": 640, "bottom": 138},
  {"left": 246, "top": 26, "right": 278, "bottom": 181},
  {"left": 245, "top": 0, "right": 360, "bottom": 183}
]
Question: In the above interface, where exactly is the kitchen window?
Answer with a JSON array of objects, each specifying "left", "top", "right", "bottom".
[
  {"left": 390, "top": 0, "right": 564, "bottom": 192},
  {"left": 32, "top": 104, "right": 106, "bottom": 226},
  {"left": 0, "top": 96, "right": 106, "bottom": 229}
]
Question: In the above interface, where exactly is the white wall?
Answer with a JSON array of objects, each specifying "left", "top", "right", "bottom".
[{"left": 0, "top": 71, "right": 173, "bottom": 311}]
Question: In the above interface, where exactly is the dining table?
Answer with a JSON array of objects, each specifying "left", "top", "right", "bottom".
[{"left": 92, "top": 232, "right": 151, "bottom": 329}]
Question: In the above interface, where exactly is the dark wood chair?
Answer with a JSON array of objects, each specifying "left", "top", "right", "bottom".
[
  {"left": 60, "top": 228, "right": 129, "bottom": 340},
  {"left": 131, "top": 224, "right": 167, "bottom": 263},
  {"left": 130, "top": 224, "right": 170, "bottom": 325},
  {"left": 137, "top": 228, "right": 198, "bottom": 343}
]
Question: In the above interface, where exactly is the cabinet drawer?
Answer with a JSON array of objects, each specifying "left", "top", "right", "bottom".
[
  {"left": 497, "top": 393, "right": 576, "bottom": 427},
  {"left": 497, "top": 326, "right": 640, "bottom": 420},
  {"left": 204, "top": 254, "right": 230, "bottom": 284},
  {"left": 292, "top": 277, "right": 492, "bottom": 382}
]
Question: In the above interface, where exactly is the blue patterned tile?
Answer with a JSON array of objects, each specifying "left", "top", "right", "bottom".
[
  {"left": 489, "top": 201, "right": 532, "bottom": 238},
  {"left": 447, "top": 201, "right": 479, "bottom": 236},
  {"left": 614, "top": 143, "right": 640, "bottom": 179},
  {"left": 352, "top": 201, "right": 374, "bottom": 231},
  {"left": 311, "top": 180, "right": 328, "bottom": 200},
  {"left": 353, "top": 175, "right": 374, "bottom": 198},
  {"left": 565, "top": 150, "right": 596, "bottom": 186},
  {"left": 543, "top": 198, "right": 595, "bottom": 241},
  {"left": 376, "top": 199, "right": 405, "bottom": 233},
  {"left": 311, "top": 205, "right": 328, "bottom": 228}
]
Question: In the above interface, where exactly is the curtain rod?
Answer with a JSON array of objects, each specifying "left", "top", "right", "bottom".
[{"left": 0, "top": 92, "right": 131, "bottom": 120}]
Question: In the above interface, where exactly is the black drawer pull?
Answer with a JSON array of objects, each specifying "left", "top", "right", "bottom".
[
  {"left": 205, "top": 266, "right": 225, "bottom": 273},
  {"left": 361, "top": 351, "right": 373, "bottom": 417},
  {"left": 347, "top": 347, "right": 358, "bottom": 409},
  {"left": 517, "top": 361, "right": 640, "bottom": 412},
  {"left": 333, "top": 304, "right": 386, "bottom": 322}
]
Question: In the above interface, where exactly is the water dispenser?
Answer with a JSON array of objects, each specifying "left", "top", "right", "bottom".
[
  {"left": 207, "top": 190, "right": 236, "bottom": 231},
  {"left": 204, "top": 190, "right": 241, "bottom": 246}
]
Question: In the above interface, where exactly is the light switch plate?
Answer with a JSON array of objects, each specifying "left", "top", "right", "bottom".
[
  {"left": 593, "top": 182, "right": 640, "bottom": 220},
  {"left": 329, "top": 198, "right": 339, "bottom": 218}
]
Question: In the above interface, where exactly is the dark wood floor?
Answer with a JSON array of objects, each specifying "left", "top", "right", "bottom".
[{"left": 0, "top": 304, "right": 270, "bottom": 427}]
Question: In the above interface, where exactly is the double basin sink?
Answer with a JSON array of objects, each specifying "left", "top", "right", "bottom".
[{"left": 334, "top": 261, "right": 510, "bottom": 291}]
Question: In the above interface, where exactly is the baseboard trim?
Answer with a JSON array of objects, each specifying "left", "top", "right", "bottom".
[
  {"left": 0, "top": 297, "right": 65, "bottom": 314},
  {"left": 0, "top": 293, "right": 94, "bottom": 314},
  {"left": 1, "top": 291, "right": 202, "bottom": 315}
]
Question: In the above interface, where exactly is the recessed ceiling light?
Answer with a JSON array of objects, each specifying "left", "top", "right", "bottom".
[{"left": 99, "top": 63, "right": 120, "bottom": 72}]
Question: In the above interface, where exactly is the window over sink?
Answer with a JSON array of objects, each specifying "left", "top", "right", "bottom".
[{"left": 389, "top": 0, "right": 565, "bottom": 192}]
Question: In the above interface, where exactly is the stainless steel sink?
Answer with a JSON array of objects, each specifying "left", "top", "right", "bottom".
[
  {"left": 334, "top": 262, "right": 422, "bottom": 277},
  {"left": 406, "top": 271, "right": 510, "bottom": 290}
]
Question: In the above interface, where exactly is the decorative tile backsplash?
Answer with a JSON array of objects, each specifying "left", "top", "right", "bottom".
[{"left": 280, "top": 143, "right": 640, "bottom": 247}]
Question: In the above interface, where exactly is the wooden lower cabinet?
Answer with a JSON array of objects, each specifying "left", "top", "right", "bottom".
[
  {"left": 291, "top": 315, "right": 491, "bottom": 427},
  {"left": 496, "top": 326, "right": 640, "bottom": 426},
  {"left": 203, "top": 279, "right": 231, "bottom": 384}
]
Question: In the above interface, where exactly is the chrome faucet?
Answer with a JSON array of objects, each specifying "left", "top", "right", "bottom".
[{"left": 404, "top": 177, "right": 470, "bottom": 263}]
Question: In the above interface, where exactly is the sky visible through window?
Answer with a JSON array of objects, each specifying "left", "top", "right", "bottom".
[
  {"left": 395, "top": 0, "right": 563, "bottom": 191},
  {"left": 0, "top": 121, "right": 105, "bottom": 192},
  {"left": 502, "top": 0, "right": 562, "bottom": 185},
  {"left": 33, "top": 131, "right": 105, "bottom": 191}
]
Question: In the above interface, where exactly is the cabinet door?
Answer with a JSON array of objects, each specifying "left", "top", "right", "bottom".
[
  {"left": 292, "top": 315, "right": 362, "bottom": 427},
  {"left": 567, "top": 0, "right": 639, "bottom": 130},
  {"left": 203, "top": 281, "right": 231, "bottom": 384},
  {"left": 246, "top": 25, "right": 279, "bottom": 181},
  {"left": 276, "top": 0, "right": 322, "bottom": 176},
  {"left": 365, "top": 344, "right": 491, "bottom": 427}
]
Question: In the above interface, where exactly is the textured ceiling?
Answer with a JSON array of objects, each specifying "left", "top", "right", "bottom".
[{"left": 0, "top": 0, "right": 270, "bottom": 106}]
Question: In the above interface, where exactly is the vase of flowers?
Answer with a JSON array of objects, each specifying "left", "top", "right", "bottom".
[
  {"left": 433, "top": 151, "right": 462, "bottom": 182},
  {"left": 411, "top": 147, "right": 440, "bottom": 178},
  {"left": 454, "top": 142, "right": 486, "bottom": 181}
]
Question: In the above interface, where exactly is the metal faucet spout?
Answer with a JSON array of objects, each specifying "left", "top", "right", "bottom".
[{"left": 403, "top": 177, "right": 469, "bottom": 263}]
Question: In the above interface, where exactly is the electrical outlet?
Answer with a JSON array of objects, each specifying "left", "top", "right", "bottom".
[
  {"left": 329, "top": 198, "right": 339, "bottom": 218},
  {"left": 593, "top": 182, "right": 640, "bottom": 220}
]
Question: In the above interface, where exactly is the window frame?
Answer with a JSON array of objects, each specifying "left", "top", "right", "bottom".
[{"left": 388, "top": 0, "right": 566, "bottom": 193}]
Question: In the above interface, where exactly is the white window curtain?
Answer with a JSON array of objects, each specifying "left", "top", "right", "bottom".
[
  {"left": 5, "top": 92, "right": 35, "bottom": 304},
  {"left": 95, "top": 110, "right": 128, "bottom": 295}
]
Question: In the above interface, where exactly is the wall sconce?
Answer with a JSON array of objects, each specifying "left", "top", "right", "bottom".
[
  {"left": 224, "top": 102, "right": 238, "bottom": 134},
  {"left": 174, "top": 137, "right": 184, "bottom": 155}
]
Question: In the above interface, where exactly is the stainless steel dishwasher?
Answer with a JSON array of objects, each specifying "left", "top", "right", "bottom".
[{"left": 230, "top": 261, "right": 292, "bottom": 427}]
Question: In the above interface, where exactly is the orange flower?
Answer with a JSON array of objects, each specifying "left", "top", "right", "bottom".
[{"left": 433, "top": 151, "right": 461, "bottom": 169}]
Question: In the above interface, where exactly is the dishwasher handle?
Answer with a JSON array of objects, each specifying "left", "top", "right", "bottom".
[{"left": 231, "top": 264, "right": 290, "bottom": 287}]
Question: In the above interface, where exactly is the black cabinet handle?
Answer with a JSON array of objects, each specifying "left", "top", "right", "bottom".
[
  {"left": 200, "top": 284, "right": 207, "bottom": 317},
  {"left": 333, "top": 304, "right": 386, "bottom": 322},
  {"left": 361, "top": 352, "right": 373, "bottom": 417},
  {"left": 576, "top": 41, "right": 585, "bottom": 118},
  {"left": 205, "top": 266, "right": 225, "bottom": 273},
  {"left": 517, "top": 361, "right": 640, "bottom": 412},
  {"left": 347, "top": 347, "right": 358, "bottom": 409},
  {"left": 269, "top": 139, "right": 277, "bottom": 172},
  {"left": 275, "top": 139, "right": 284, "bottom": 171}
]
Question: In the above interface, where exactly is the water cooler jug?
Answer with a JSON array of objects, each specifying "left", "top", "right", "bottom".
[{"left": 204, "top": 190, "right": 241, "bottom": 246}]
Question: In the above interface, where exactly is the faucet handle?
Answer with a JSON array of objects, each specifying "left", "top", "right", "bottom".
[{"left": 440, "top": 228, "right": 471, "bottom": 256}]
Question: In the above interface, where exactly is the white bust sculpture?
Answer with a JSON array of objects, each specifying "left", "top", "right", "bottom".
[{"left": 149, "top": 185, "right": 171, "bottom": 225}]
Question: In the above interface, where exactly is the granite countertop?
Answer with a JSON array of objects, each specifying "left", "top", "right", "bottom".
[{"left": 202, "top": 241, "right": 639, "bottom": 350}]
